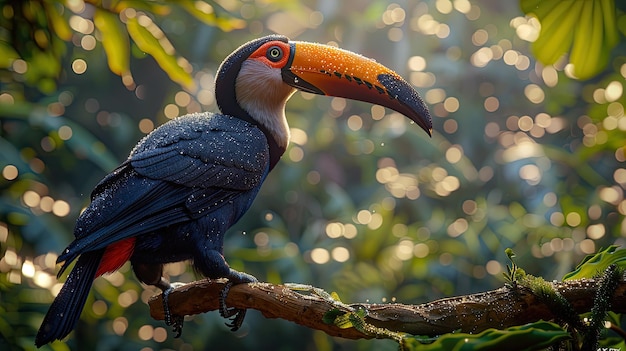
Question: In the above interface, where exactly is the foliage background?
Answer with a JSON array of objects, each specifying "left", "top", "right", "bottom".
[{"left": 1, "top": 0, "right": 625, "bottom": 350}]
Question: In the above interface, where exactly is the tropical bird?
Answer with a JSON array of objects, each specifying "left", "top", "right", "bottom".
[{"left": 35, "top": 34, "right": 432, "bottom": 347}]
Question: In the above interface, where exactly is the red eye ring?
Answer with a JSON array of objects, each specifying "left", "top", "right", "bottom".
[{"left": 249, "top": 41, "right": 290, "bottom": 68}]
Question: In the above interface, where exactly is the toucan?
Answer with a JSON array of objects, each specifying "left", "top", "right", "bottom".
[{"left": 35, "top": 34, "right": 432, "bottom": 346}]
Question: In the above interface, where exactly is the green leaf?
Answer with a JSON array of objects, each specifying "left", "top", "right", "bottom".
[
  {"left": 403, "top": 321, "right": 570, "bottom": 351},
  {"left": 530, "top": 0, "right": 582, "bottom": 65},
  {"left": 125, "top": 14, "right": 194, "bottom": 89},
  {"left": 114, "top": 0, "right": 172, "bottom": 15},
  {"left": 332, "top": 310, "right": 358, "bottom": 329},
  {"left": 563, "top": 246, "right": 626, "bottom": 281},
  {"left": 43, "top": 1, "right": 72, "bottom": 41},
  {"left": 521, "top": 0, "right": 620, "bottom": 80},
  {"left": 94, "top": 8, "right": 131, "bottom": 77},
  {"left": 322, "top": 308, "right": 344, "bottom": 325},
  {"left": 176, "top": 0, "right": 245, "bottom": 31},
  {"left": 569, "top": 0, "right": 610, "bottom": 79},
  {"left": 0, "top": 41, "right": 19, "bottom": 68}
]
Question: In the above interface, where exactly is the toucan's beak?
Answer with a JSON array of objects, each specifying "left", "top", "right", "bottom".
[{"left": 281, "top": 41, "right": 432, "bottom": 136}]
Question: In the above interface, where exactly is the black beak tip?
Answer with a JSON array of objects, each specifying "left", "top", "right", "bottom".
[
  {"left": 378, "top": 74, "right": 432, "bottom": 137},
  {"left": 425, "top": 126, "right": 433, "bottom": 137}
]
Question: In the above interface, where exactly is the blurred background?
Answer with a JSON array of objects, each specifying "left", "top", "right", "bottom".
[{"left": 1, "top": 0, "right": 625, "bottom": 350}]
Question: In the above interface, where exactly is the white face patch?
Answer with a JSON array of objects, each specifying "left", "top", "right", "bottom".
[{"left": 235, "top": 60, "right": 296, "bottom": 149}]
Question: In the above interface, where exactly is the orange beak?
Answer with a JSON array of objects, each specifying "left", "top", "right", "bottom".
[{"left": 281, "top": 41, "right": 432, "bottom": 136}]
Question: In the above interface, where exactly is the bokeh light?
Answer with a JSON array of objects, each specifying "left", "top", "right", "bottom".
[{"left": 2, "top": 1, "right": 625, "bottom": 350}]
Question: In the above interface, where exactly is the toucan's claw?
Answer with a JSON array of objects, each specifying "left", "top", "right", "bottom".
[
  {"left": 162, "top": 286, "right": 185, "bottom": 337},
  {"left": 225, "top": 309, "right": 247, "bottom": 332},
  {"left": 219, "top": 281, "right": 247, "bottom": 331}
]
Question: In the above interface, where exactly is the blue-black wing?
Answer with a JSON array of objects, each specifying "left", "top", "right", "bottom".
[
  {"left": 57, "top": 113, "right": 269, "bottom": 265},
  {"left": 129, "top": 113, "right": 268, "bottom": 189}
]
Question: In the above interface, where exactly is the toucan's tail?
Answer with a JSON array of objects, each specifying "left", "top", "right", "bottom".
[{"left": 35, "top": 250, "right": 103, "bottom": 347}]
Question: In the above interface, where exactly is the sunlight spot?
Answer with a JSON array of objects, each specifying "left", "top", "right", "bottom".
[
  {"left": 447, "top": 218, "right": 468, "bottom": 237},
  {"left": 356, "top": 210, "right": 372, "bottom": 225},
  {"left": 579, "top": 239, "right": 595, "bottom": 254},
  {"left": 599, "top": 186, "right": 623, "bottom": 205},
  {"left": 174, "top": 91, "right": 191, "bottom": 107},
  {"left": 331, "top": 247, "right": 350, "bottom": 262},
  {"left": 343, "top": 224, "right": 358, "bottom": 239},
  {"left": 524, "top": 84, "right": 544, "bottom": 104},
  {"left": 153, "top": 327, "right": 167, "bottom": 342},
  {"left": 408, "top": 56, "right": 427, "bottom": 71},
  {"left": 33, "top": 271, "right": 54, "bottom": 288},
  {"left": 21, "top": 260, "right": 35, "bottom": 278},
  {"left": 163, "top": 104, "right": 179, "bottom": 119},
  {"left": 52, "top": 200, "right": 70, "bottom": 217},
  {"left": 254, "top": 232, "right": 269, "bottom": 247},
  {"left": 484, "top": 96, "right": 499, "bottom": 112},
  {"left": 503, "top": 50, "right": 518, "bottom": 65},
  {"left": 444, "top": 97, "right": 459, "bottom": 113},
  {"left": 138, "top": 324, "right": 154, "bottom": 341},
  {"left": 113, "top": 317, "right": 128, "bottom": 336},
  {"left": 614, "top": 168, "right": 626, "bottom": 185},
  {"left": 605, "top": 81, "right": 623, "bottom": 102},
  {"left": 395, "top": 240, "right": 414, "bottom": 260},
  {"left": 564, "top": 63, "right": 578, "bottom": 79},
  {"left": 518, "top": 115, "right": 533, "bottom": 131},
  {"left": 471, "top": 47, "right": 493, "bottom": 67},
  {"left": 290, "top": 128, "right": 308, "bottom": 145},
  {"left": 2, "top": 165, "right": 18, "bottom": 180},
  {"left": 92, "top": 300, "right": 108, "bottom": 316},
  {"left": 519, "top": 164, "right": 541, "bottom": 185},
  {"left": 347, "top": 115, "right": 363, "bottom": 131},
  {"left": 443, "top": 119, "right": 458, "bottom": 134},
  {"left": 453, "top": 0, "right": 471, "bottom": 13},
  {"left": 72, "top": 59, "right": 87, "bottom": 74},
  {"left": 414, "top": 243, "right": 429, "bottom": 258},
  {"left": 542, "top": 66, "right": 558, "bottom": 87},
  {"left": 586, "top": 224, "right": 605, "bottom": 240},
  {"left": 425, "top": 89, "right": 446, "bottom": 104},
  {"left": 23, "top": 191, "right": 40, "bottom": 208},
  {"left": 543, "top": 192, "right": 557, "bottom": 207},
  {"left": 58, "top": 125, "right": 73, "bottom": 140},
  {"left": 69, "top": 15, "right": 94, "bottom": 34},
  {"left": 515, "top": 18, "right": 539, "bottom": 42},
  {"left": 436, "top": 0, "right": 453, "bottom": 14},
  {"left": 388, "top": 27, "right": 404, "bottom": 41},
  {"left": 12, "top": 59, "right": 27, "bottom": 74},
  {"left": 81, "top": 35, "right": 96, "bottom": 50},
  {"left": 550, "top": 212, "right": 564, "bottom": 226},
  {"left": 410, "top": 72, "right": 436, "bottom": 87},
  {"left": 485, "top": 260, "right": 501, "bottom": 275},
  {"left": 118, "top": 290, "right": 139, "bottom": 308},
  {"left": 368, "top": 213, "right": 383, "bottom": 230},
  {"left": 436, "top": 24, "right": 451, "bottom": 38},
  {"left": 565, "top": 212, "right": 581, "bottom": 227},
  {"left": 310, "top": 248, "right": 330, "bottom": 264},
  {"left": 445, "top": 145, "right": 463, "bottom": 164},
  {"left": 326, "top": 222, "right": 345, "bottom": 238}
]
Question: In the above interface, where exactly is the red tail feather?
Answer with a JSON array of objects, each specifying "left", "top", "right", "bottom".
[{"left": 96, "top": 238, "right": 136, "bottom": 277}]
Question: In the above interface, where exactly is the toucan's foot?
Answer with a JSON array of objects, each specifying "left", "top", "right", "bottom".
[
  {"left": 162, "top": 283, "right": 185, "bottom": 337},
  {"left": 218, "top": 269, "right": 257, "bottom": 331},
  {"left": 219, "top": 282, "right": 247, "bottom": 331}
]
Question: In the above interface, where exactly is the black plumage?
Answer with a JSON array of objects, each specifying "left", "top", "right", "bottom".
[{"left": 36, "top": 113, "right": 267, "bottom": 346}]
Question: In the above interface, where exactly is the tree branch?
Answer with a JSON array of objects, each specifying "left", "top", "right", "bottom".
[{"left": 148, "top": 278, "right": 626, "bottom": 340}]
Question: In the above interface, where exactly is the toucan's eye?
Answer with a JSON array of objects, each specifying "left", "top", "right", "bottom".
[{"left": 266, "top": 46, "right": 283, "bottom": 62}]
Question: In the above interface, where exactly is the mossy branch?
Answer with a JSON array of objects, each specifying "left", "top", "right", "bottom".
[{"left": 147, "top": 277, "right": 626, "bottom": 340}]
